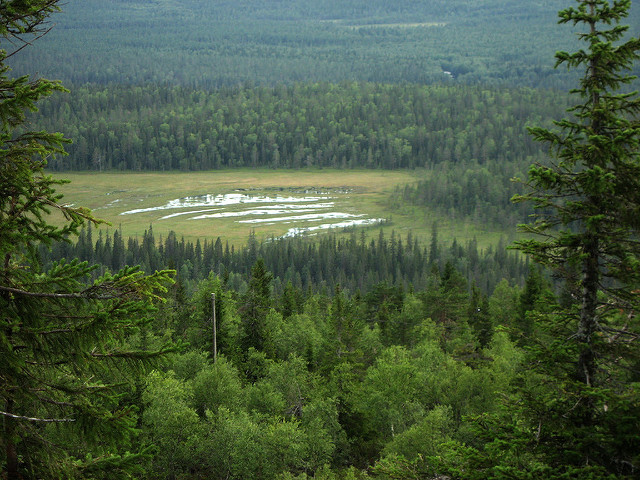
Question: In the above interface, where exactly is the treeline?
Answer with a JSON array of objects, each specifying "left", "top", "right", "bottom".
[
  {"left": 38, "top": 83, "right": 567, "bottom": 172},
  {"left": 390, "top": 159, "right": 531, "bottom": 229},
  {"left": 8, "top": 0, "right": 589, "bottom": 89},
  {"left": 41, "top": 225, "right": 528, "bottom": 299}
]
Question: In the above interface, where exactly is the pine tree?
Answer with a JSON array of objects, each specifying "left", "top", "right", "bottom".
[
  {"left": 239, "top": 258, "right": 272, "bottom": 353},
  {"left": 0, "top": 3, "right": 175, "bottom": 478},
  {"left": 515, "top": 0, "right": 640, "bottom": 382},
  {"left": 516, "top": 267, "right": 547, "bottom": 340},
  {"left": 468, "top": 284, "right": 492, "bottom": 347},
  {"left": 510, "top": 0, "right": 640, "bottom": 475}
]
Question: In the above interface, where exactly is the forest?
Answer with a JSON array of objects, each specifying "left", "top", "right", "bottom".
[
  {"left": 37, "top": 83, "right": 566, "bottom": 173},
  {"left": 41, "top": 225, "right": 528, "bottom": 300},
  {"left": 2, "top": 0, "right": 640, "bottom": 479},
  {"left": 36, "top": 83, "right": 566, "bottom": 229},
  {"left": 8, "top": 0, "right": 593, "bottom": 89}
]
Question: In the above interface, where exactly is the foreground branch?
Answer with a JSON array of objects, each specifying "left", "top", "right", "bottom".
[{"left": 0, "top": 410, "right": 75, "bottom": 423}]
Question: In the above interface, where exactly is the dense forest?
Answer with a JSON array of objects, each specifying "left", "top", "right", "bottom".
[
  {"left": 2, "top": 0, "right": 640, "bottom": 479},
  {"left": 9, "top": 0, "right": 594, "bottom": 89},
  {"left": 32, "top": 224, "right": 538, "bottom": 480},
  {"left": 42, "top": 225, "right": 528, "bottom": 298},
  {"left": 39, "top": 83, "right": 566, "bottom": 172},
  {"left": 37, "top": 82, "right": 567, "bottom": 228}
]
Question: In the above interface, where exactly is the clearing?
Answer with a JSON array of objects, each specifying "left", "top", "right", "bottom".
[{"left": 52, "top": 169, "right": 510, "bottom": 248}]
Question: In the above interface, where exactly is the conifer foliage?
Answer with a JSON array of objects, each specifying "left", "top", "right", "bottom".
[
  {"left": 0, "top": 2, "right": 175, "bottom": 478},
  {"left": 511, "top": 0, "right": 640, "bottom": 476},
  {"left": 515, "top": 0, "right": 640, "bottom": 386}
]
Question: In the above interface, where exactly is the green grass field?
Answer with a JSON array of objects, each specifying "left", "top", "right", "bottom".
[{"left": 51, "top": 169, "right": 514, "bottom": 250}]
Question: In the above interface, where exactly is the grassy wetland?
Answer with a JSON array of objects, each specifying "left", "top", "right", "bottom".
[{"left": 53, "top": 169, "right": 511, "bottom": 248}]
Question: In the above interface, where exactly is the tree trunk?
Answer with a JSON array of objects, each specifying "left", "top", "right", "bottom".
[
  {"left": 5, "top": 397, "right": 19, "bottom": 480},
  {"left": 577, "top": 233, "right": 599, "bottom": 387}
]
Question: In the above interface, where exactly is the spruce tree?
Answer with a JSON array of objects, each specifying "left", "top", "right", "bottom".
[
  {"left": 239, "top": 258, "right": 272, "bottom": 353},
  {"left": 510, "top": 0, "right": 640, "bottom": 475},
  {"left": 0, "top": 2, "right": 175, "bottom": 478},
  {"left": 515, "top": 0, "right": 640, "bottom": 382}
]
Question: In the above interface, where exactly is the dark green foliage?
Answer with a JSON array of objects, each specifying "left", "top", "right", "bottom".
[
  {"left": 239, "top": 258, "right": 273, "bottom": 354},
  {"left": 0, "top": 134, "right": 176, "bottom": 477},
  {"left": 475, "top": 0, "right": 640, "bottom": 477},
  {"left": 516, "top": 267, "right": 550, "bottom": 340},
  {"left": 468, "top": 284, "right": 492, "bottom": 347},
  {"left": 279, "top": 280, "right": 305, "bottom": 319},
  {"left": 183, "top": 274, "right": 236, "bottom": 360},
  {"left": 6, "top": 0, "right": 599, "bottom": 89},
  {"left": 420, "top": 261, "right": 469, "bottom": 337},
  {"left": 8, "top": 0, "right": 640, "bottom": 477},
  {"left": 364, "top": 282, "right": 404, "bottom": 345},
  {"left": 0, "top": 3, "right": 176, "bottom": 477},
  {"left": 41, "top": 227, "right": 529, "bottom": 303},
  {"left": 514, "top": 0, "right": 640, "bottom": 369},
  {"left": 514, "top": 0, "right": 640, "bottom": 395},
  {"left": 367, "top": 2, "right": 640, "bottom": 476},
  {"left": 34, "top": 83, "right": 568, "bottom": 174},
  {"left": 323, "top": 285, "right": 365, "bottom": 368},
  {"left": 127, "top": 238, "right": 532, "bottom": 479}
]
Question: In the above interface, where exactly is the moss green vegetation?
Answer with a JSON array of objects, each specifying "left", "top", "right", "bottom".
[{"left": 52, "top": 169, "right": 511, "bottom": 249}]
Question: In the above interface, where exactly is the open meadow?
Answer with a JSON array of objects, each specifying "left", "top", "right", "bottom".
[{"left": 52, "top": 169, "right": 513, "bottom": 249}]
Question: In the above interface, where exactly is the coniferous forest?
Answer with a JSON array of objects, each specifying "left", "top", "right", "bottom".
[{"left": 2, "top": 1, "right": 640, "bottom": 479}]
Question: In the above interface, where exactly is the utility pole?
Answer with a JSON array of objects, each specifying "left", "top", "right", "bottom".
[{"left": 211, "top": 293, "right": 217, "bottom": 363}]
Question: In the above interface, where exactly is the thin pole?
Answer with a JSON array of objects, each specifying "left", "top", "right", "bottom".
[{"left": 211, "top": 293, "right": 217, "bottom": 363}]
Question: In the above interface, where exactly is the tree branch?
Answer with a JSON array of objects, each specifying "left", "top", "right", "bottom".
[
  {"left": 5, "top": 25, "right": 54, "bottom": 60},
  {"left": 0, "top": 284, "right": 124, "bottom": 300},
  {"left": 0, "top": 410, "right": 75, "bottom": 423}
]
